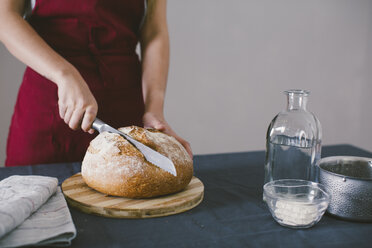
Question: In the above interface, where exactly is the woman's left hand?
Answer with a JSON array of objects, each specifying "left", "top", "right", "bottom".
[{"left": 143, "top": 112, "right": 193, "bottom": 159}]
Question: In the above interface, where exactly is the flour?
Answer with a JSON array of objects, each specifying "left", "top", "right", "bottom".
[
  {"left": 90, "top": 132, "right": 121, "bottom": 155},
  {"left": 144, "top": 130, "right": 190, "bottom": 165},
  {"left": 83, "top": 131, "right": 146, "bottom": 184},
  {"left": 120, "top": 126, "right": 191, "bottom": 165},
  {"left": 274, "top": 199, "right": 318, "bottom": 226},
  {"left": 120, "top": 126, "right": 134, "bottom": 135}
]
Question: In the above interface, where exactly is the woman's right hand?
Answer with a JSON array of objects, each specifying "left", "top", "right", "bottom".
[
  {"left": 57, "top": 68, "right": 98, "bottom": 134},
  {"left": 0, "top": 0, "right": 98, "bottom": 133}
]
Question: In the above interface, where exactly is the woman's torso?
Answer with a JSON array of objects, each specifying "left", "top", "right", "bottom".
[{"left": 5, "top": 0, "right": 146, "bottom": 166}]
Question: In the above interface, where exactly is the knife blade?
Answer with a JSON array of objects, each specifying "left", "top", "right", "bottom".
[{"left": 92, "top": 118, "right": 177, "bottom": 176}]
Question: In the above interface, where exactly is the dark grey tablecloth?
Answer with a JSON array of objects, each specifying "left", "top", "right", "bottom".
[{"left": 1, "top": 144, "right": 372, "bottom": 248}]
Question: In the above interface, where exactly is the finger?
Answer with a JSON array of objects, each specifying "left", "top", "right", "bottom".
[
  {"left": 69, "top": 108, "right": 85, "bottom": 130},
  {"left": 81, "top": 106, "right": 97, "bottom": 132},
  {"left": 150, "top": 119, "right": 166, "bottom": 131},
  {"left": 143, "top": 119, "right": 152, "bottom": 129},
  {"left": 174, "top": 135, "right": 193, "bottom": 159},
  {"left": 144, "top": 120, "right": 165, "bottom": 131},
  {"left": 58, "top": 103, "right": 67, "bottom": 119},
  {"left": 63, "top": 107, "right": 74, "bottom": 125},
  {"left": 154, "top": 123, "right": 166, "bottom": 131},
  {"left": 183, "top": 141, "right": 193, "bottom": 159},
  {"left": 187, "top": 147, "right": 193, "bottom": 159},
  {"left": 88, "top": 128, "right": 95, "bottom": 134},
  {"left": 162, "top": 127, "right": 193, "bottom": 158}
]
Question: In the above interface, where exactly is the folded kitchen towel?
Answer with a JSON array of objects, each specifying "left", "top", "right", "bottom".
[
  {"left": 0, "top": 175, "right": 58, "bottom": 238},
  {"left": 0, "top": 187, "right": 76, "bottom": 247},
  {"left": 0, "top": 176, "right": 76, "bottom": 247}
]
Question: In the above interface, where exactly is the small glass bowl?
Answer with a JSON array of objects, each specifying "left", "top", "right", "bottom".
[{"left": 263, "top": 179, "right": 330, "bottom": 228}]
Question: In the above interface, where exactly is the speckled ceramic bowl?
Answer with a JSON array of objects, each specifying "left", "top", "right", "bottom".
[{"left": 318, "top": 156, "right": 372, "bottom": 222}]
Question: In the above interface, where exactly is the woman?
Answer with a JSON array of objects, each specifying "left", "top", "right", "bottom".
[{"left": 0, "top": 0, "right": 192, "bottom": 166}]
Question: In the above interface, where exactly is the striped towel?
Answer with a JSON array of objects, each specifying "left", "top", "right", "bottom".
[{"left": 0, "top": 176, "right": 76, "bottom": 247}]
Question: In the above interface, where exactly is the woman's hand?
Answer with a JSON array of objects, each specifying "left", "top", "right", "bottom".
[
  {"left": 0, "top": 0, "right": 98, "bottom": 133},
  {"left": 57, "top": 68, "right": 98, "bottom": 134},
  {"left": 143, "top": 112, "right": 193, "bottom": 159}
]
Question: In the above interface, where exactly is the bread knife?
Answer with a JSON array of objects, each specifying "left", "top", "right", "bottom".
[{"left": 92, "top": 118, "right": 177, "bottom": 176}]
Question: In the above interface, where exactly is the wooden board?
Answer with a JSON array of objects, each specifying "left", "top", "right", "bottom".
[{"left": 61, "top": 173, "right": 204, "bottom": 218}]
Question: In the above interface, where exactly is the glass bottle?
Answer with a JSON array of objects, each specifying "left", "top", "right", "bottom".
[{"left": 264, "top": 90, "right": 322, "bottom": 184}]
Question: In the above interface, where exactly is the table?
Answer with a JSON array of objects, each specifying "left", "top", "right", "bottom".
[{"left": 1, "top": 144, "right": 372, "bottom": 248}]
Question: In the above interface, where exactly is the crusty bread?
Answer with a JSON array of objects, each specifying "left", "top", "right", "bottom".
[{"left": 81, "top": 126, "right": 193, "bottom": 198}]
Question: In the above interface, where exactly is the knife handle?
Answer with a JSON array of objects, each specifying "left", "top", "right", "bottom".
[{"left": 92, "top": 118, "right": 106, "bottom": 133}]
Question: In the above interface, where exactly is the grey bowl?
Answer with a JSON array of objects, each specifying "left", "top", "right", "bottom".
[{"left": 318, "top": 156, "right": 372, "bottom": 222}]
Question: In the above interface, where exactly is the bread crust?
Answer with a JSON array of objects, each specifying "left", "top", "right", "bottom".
[{"left": 81, "top": 126, "right": 193, "bottom": 198}]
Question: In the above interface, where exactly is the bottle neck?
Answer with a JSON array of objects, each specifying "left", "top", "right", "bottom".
[{"left": 286, "top": 90, "right": 309, "bottom": 110}]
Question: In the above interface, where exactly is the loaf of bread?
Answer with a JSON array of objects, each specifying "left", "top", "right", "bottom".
[{"left": 81, "top": 126, "right": 193, "bottom": 198}]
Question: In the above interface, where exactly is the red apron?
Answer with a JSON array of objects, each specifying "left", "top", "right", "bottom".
[{"left": 5, "top": 0, "right": 145, "bottom": 166}]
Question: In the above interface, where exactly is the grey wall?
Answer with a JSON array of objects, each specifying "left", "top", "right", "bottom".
[
  {"left": 0, "top": 45, "right": 25, "bottom": 166},
  {"left": 165, "top": 0, "right": 372, "bottom": 154},
  {"left": 0, "top": 0, "right": 371, "bottom": 165}
]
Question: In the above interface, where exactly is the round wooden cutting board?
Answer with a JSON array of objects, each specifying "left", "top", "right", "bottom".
[{"left": 62, "top": 173, "right": 204, "bottom": 218}]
